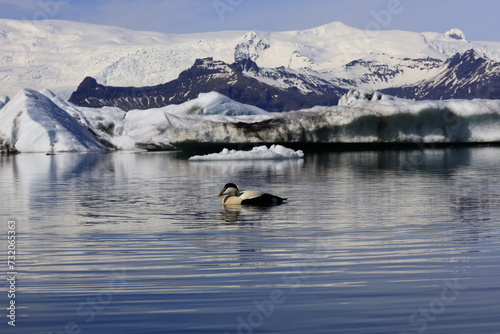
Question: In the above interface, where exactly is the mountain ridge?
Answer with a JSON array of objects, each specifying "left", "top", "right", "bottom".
[
  {"left": 381, "top": 49, "right": 500, "bottom": 100},
  {"left": 69, "top": 49, "right": 500, "bottom": 112},
  {"left": 68, "top": 58, "right": 347, "bottom": 112},
  {"left": 2, "top": 18, "right": 500, "bottom": 99}
]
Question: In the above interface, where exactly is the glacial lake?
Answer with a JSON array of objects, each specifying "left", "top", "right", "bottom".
[{"left": 1, "top": 147, "right": 500, "bottom": 334}]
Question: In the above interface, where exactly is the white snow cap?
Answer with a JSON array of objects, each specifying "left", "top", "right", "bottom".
[
  {"left": 189, "top": 145, "right": 304, "bottom": 161},
  {"left": 444, "top": 29, "right": 466, "bottom": 41}
]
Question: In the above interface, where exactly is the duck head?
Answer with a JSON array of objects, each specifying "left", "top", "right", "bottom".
[{"left": 218, "top": 183, "right": 240, "bottom": 197}]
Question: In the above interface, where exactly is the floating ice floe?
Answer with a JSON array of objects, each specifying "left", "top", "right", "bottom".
[{"left": 188, "top": 145, "right": 304, "bottom": 161}]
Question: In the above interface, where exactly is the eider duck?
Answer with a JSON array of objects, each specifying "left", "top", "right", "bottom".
[{"left": 218, "top": 183, "right": 287, "bottom": 206}]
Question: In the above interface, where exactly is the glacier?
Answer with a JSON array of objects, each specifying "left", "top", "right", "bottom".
[{"left": 2, "top": 88, "right": 500, "bottom": 154}]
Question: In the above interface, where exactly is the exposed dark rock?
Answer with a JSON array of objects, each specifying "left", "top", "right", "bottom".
[
  {"left": 382, "top": 50, "right": 500, "bottom": 100},
  {"left": 69, "top": 50, "right": 500, "bottom": 113},
  {"left": 69, "top": 57, "right": 347, "bottom": 112}
]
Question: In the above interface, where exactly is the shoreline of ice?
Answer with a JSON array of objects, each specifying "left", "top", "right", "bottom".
[{"left": 2, "top": 88, "right": 500, "bottom": 154}]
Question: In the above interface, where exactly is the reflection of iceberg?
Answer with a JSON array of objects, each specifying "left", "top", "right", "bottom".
[
  {"left": 1, "top": 152, "right": 107, "bottom": 226},
  {"left": 187, "top": 156, "right": 304, "bottom": 176}
]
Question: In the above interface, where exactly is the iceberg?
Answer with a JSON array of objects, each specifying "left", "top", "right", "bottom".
[
  {"left": 168, "top": 92, "right": 500, "bottom": 149},
  {"left": 0, "top": 89, "right": 105, "bottom": 153},
  {"left": 4, "top": 88, "right": 500, "bottom": 154},
  {"left": 107, "top": 91, "right": 270, "bottom": 150},
  {"left": 188, "top": 145, "right": 304, "bottom": 161},
  {"left": 15, "top": 89, "right": 271, "bottom": 152}
]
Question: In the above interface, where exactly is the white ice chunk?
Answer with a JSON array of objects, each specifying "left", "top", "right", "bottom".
[{"left": 189, "top": 145, "right": 304, "bottom": 161}]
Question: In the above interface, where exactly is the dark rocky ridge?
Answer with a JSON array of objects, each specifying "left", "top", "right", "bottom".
[
  {"left": 69, "top": 58, "right": 347, "bottom": 112},
  {"left": 382, "top": 50, "right": 500, "bottom": 100},
  {"left": 69, "top": 50, "right": 500, "bottom": 112}
]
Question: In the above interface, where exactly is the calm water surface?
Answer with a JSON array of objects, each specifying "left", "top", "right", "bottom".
[{"left": 1, "top": 148, "right": 499, "bottom": 334}]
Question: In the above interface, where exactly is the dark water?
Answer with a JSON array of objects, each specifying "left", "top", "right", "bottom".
[{"left": 1, "top": 148, "right": 499, "bottom": 334}]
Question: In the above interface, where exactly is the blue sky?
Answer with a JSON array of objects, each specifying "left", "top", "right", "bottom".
[{"left": 1, "top": 0, "right": 499, "bottom": 41}]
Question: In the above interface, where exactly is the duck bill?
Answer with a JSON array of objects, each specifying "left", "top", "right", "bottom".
[{"left": 218, "top": 187, "right": 227, "bottom": 197}]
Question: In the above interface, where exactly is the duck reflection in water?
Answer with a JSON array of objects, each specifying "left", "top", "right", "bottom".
[{"left": 220, "top": 204, "right": 277, "bottom": 223}]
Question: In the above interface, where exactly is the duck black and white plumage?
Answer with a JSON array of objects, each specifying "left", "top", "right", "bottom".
[{"left": 218, "top": 183, "right": 287, "bottom": 206}]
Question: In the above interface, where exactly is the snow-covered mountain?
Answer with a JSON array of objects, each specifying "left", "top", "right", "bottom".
[
  {"left": 2, "top": 19, "right": 500, "bottom": 99},
  {"left": 382, "top": 49, "right": 500, "bottom": 99},
  {"left": 68, "top": 49, "right": 500, "bottom": 111}
]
